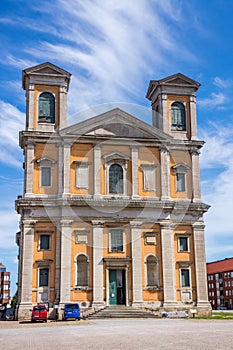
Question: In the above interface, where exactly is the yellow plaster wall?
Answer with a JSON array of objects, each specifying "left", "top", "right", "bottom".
[
  {"left": 170, "top": 150, "right": 192, "bottom": 199},
  {"left": 32, "top": 222, "right": 56, "bottom": 303},
  {"left": 174, "top": 225, "right": 196, "bottom": 302},
  {"left": 70, "top": 143, "right": 93, "bottom": 195},
  {"left": 34, "top": 85, "right": 60, "bottom": 130},
  {"left": 138, "top": 147, "right": 160, "bottom": 197},
  {"left": 70, "top": 222, "right": 93, "bottom": 302},
  {"left": 34, "top": 143, "right": 58, "bottom": 194},
  {"left": 141, "top": 224, "right": 163, "bottom": 301}
]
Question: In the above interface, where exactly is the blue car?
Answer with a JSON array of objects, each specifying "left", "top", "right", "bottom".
[{"left": 62, "top": 303, "right": 80, "bottom": 321}]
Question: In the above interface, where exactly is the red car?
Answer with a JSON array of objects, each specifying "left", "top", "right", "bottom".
[{"left": 31, "top": 304, "right": 48, "bottom": 322}]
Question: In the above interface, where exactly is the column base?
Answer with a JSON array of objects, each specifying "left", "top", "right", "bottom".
[{"left": 16, "top": 302, "right": 33, "bottom": 321}]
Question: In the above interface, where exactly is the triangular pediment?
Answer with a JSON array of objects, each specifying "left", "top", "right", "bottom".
[
  {"left": 60, "top": 108, "right": 173, "bottom": 141},
  {"left": 146, "top": 73, "right": 200, "bottom": 100},
  {"left": 23, "top": 62, "right": 71, "bottom": 77}
]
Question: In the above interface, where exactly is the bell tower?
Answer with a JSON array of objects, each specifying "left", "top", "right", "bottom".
[
  {"left": 22, "top": 62, "right": 71, "bottom": 132},
  {"left": 146, "top": 73, "right": 200, "bottom": 140}
]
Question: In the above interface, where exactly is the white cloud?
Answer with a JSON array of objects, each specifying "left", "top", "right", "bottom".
[
  {"left": 0, "top": 101, "right": 24, "bottom": 166},
  {"left": 199, "top": 92, "right": 227, "bottom": 109},
  {"left": 213, "top": 76, "right": 233, "bottom": 89}
]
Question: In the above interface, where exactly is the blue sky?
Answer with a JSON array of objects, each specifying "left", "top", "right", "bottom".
[{"left": 1, "top": 0, "right": 233, "bottom": 296}]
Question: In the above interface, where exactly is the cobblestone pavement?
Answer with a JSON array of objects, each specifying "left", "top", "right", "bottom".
[{"left": 0, "top": 318, "right": 232, "bottom": 350}]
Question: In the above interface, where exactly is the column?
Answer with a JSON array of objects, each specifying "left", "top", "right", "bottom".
[
  {"left": 59, "top": 85, "right": 68, "bottom": 129},
  {"left": 57, "top": 143, "right": 63, "bottom": 196},
  {"left": 190, "top": 148, "right": 201, "bottom": 203},
  {"left": 55, "top": 221, "right": 61, "bottom": 302},
  {"left": 193, "top": 222, "right": 210, "bottom": 308},
  {"left": 190, "top": 95, "right": 198, "bottom": 140},
  {"left": 18, "top": 220, "right": 35, "bottom": 319},
  {"left": 160, "top": 221, "right": 177, "bottom": 306},
  {"left": 160, "top": 146, "right": 170, "bottom": 200},
  {"left": 25, "top": 142, "right": 35, "bottom": 197},
  {"left": 92, "top": 220, "right": 104, "bottom": 305},
  {"left": 60, "top": 220, "right": 73, "bottom": 303},
  {"left": 131, "top": 221, "right": 143, "bottom": 305},
  {"left": 131, "top": 146, "right": 139, "bottom": 199},
  {"left": 161, "top": 93, "right": 168, "bottom": 133},
  {"left": 93, "top": 144, "right": 101, "bottom": 198},
  {"left": 27, "top": 83, "right": 34, "bottom": 131},
  {"left": 63, "top": 142, "right": 71, "bottom": 196}
]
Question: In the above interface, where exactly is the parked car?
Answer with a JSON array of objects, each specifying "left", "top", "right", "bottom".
[
  {"left": 62, "top": 303, "right": 80, "bottom": 321},
  {"left": 2, "top": 307, "right": 14, "bottom": 320},
  {"left": 31, "top": 304, "right": 48, "bottom": 322}
]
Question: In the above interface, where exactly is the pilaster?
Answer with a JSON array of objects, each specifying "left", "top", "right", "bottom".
[
  {"left": 60, "top": 219, "right": 73, "bottom": 303},
  {"left": 27, "top": 83, "right": 35, "bottom": 131},
  {"left": 92, "top": 220, "right": 104, "bottom": 305},
  {"left": 193, "top": 222, "right": 210, "bottom": 308},
  {"left": 131, "top": 146, "right": 139, "bottom": 199},
  {"left": 161, "top": 93, "right": 168, "bottom": 133},
  {"left": 93, "top": 144, "right": 101, "bottom": 198},
  {"left": 160, "top": 221, "right": 177, "bottom": 306},
  {"left": 25, "top": 141, "right": 35, "bottom": 197},
  {"left": 190, "top": 95, "right": 198, "bottom": 140},
  {"left": 130, "top": 220, "right": 143, "bottom": 305},
  {"left": 63, "top": 142, "right": 71, "bottom": 196},
  {"left": 59, "top": 85, "right": 68, "bottom": 129},
  {"left": 160, "top": 146, "right": 170, "bottom": 200},
  {"left": 190, "top": 148, "right": 201, "bottom": 203}
]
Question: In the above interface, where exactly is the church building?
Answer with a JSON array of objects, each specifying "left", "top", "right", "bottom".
[{"left": 15, "top": 62, "right": 211, "bottom": 319}]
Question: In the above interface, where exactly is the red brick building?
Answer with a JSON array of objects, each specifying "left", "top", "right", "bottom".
[
  {"left": 207, "top": 258, "right": 233, "bottom": 310},
  {"left": 0, "top": 262, "right": 11, "bottom": 305}
]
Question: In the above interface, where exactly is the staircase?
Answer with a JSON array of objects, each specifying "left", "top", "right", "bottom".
[{"left": 86, "top": 306, "right": 159, "bottom": 319}]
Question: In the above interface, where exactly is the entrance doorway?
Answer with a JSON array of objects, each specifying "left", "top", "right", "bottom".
[{"left": 109, "top": 269, "right": 126, "bottom": 305}]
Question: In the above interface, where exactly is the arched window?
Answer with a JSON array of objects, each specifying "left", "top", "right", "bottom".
[
  {"left": 171, "top": 102, "right": 186, "bottom": 131},
  {"left": 38, "top": 92, "right": 55, "bottom": 123},
  {"left": 109, "top": 164, "right": 123, "bottom": 194},
  {"left": 146, "top": 255, "right": 159, "bottom": 286},
  {"left": 77, "top": 254, "right": 88, "bottom": 286}
]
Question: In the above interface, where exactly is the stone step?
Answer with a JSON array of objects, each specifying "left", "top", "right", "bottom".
[{"left": 86, "top": 306, "right": 159, "bottom": 319}]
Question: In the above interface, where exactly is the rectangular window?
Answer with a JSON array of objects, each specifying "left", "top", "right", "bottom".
[
  {"left": 3, "top": 275, "right": 9, "bottom": 281},
  {"left": 110, "top": 229, "right": 123, "bottom": 252},
  {"left": 181, "top": 269, "right": 190, "bottom": 287},
  {"left": 40, "top": 234, "right": 50, "bottom": 250},
  {"left": 176, "top": 173, "right": 185, "bottom": 192},
  {"left": 76, "top": 164, "right": 89, "bottom": 189},
  {"left": 178, "top": 237, "right": 188, "bottom": 252},
  {"left": 39, "top": 268, "right": 49, "bottom": 287},
  {"left": 41, "top": 167, "right": 51, "bottom": 187}
]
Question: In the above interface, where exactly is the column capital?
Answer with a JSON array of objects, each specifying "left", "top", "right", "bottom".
[
  {"left": 60, "top": 219, "right": 73, "bottom": 227},
  {"left": 192, "top": 222, "right": 205, "bottom": 231},
  {"left": 22, "top": 219, "right": 37, "bottom": 228},
  {"left": 93, "top": 143, "right": 101, "bottom": 150},
  {"left": 25, "top": 140, "right": 35, "bottom": 147},
  {"left": 189, "top": 147, "right": 200, "bottom": 156},
  {"left": 129, "top": 220, "right": 143, "bottom": 228},
  {"left": 130, "top": 145, "right": 139, "bottom": 150},
  {"left": 159, "top": 220, "right": 175, "bottom": 230},
  {"left": 159, "top": 145, "right": 170, "bottom": 153},
  {"left": 91, "top": 220, "right": 105, "bottom": 227}
]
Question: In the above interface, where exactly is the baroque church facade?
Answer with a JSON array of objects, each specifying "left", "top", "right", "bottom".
[{"left": 16, "top": 62, "right": 211, "bottom": 319}]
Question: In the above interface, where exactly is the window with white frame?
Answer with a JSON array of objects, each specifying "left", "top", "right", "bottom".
[
  {"left": 141, "top": 164, "right": 157, "bottom": 191},
  {"left": 39, "top": 268, "right": 49, "bottom": 287},
  {"left": 41, "top": 166, "right": 51, "bottom": 187},
  {"left": 171, "top": 101, "right": 186, "bottom": 131},
  {"left": 76, "top": 254, "right": 89, "bottom": 286},
  {"left": 39, "top": 234, "right": 50, "bottom": 250},
  {"left": 103, "top": 152, "right": 129, "bottom": 196},
  {"left": 37, "top": 157, "right": 56, "bottom": 188},
  {"left": 181, "top": 268, "right": 190, "bottom": 287},
  {"left": 178, "top": 236, "right": 189, "bottom": 252},
  {"left": 75, "top": 161, "right": 90, "bottom": 189},
  {"left": 109, "top": 164, "right": 123, "bottom": 194},
  {"left": 172, "top": 164, "right": 189, "bottom": 193},
  {"left": 109, "top": 229, "right": 124, "bottom": 252}
]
